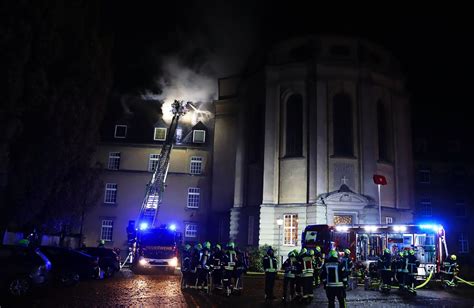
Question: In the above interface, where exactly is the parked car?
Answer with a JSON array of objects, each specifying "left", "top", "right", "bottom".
[
  {"left": 39, "top": 246, "right": 102, "bottom": 286},
  {"left": 78, "top": 247, "right": 120, "bottom": 277},
  {"left": 0, "top": 245, "right": 51, "bottom": 296}
]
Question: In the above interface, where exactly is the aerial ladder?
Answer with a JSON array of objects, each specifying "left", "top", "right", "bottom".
[
  {"left": 138, "top": 100, "right": 188, "bottom": 228},
  {"left": 122, "top": 100, "right": 188, "bottom": 268}
]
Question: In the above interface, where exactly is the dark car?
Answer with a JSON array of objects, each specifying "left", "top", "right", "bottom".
[
  {"left": 0, "top": 245, "right": 52, "bottom": 296},
  {"left": 79, "top": 247, "right": 120, "bottom": 277},
  {"left": 39, "top": 246, "right": 102, "bottom": 286}
]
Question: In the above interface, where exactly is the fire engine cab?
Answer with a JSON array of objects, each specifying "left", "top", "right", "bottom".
[{"left": 302, "top": 224, "right": 448, "bottom": 277}]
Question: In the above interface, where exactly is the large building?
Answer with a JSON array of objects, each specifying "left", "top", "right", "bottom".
[{"left": 83, "top": 36, "right": 415, "bottom": 257}]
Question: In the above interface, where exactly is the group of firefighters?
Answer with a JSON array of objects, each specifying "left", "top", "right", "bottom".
[
  {"left": 179, "top": 242, "right": 461, "bottom": 305},
  {"left": 180, "top": 241, "right": 248, "bottom": 294}
]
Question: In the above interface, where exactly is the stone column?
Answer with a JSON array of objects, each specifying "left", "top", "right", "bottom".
[
  {"left": 308, "top": 71, "right": 318, "bottom": 204},
  {"left": 316, "top": 81, "right": 328, "bottom": 197}
]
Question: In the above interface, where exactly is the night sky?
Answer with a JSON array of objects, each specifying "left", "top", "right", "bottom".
[{"left": 111, "top": 3, "right": 473, "bottom": 136}]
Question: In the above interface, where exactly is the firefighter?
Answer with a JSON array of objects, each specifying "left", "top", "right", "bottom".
[
  {"left": 235, "top": 246, "right": 247, "bottom": 291},
  {"left": 405, "top": 249, "right": 420, "bottom": 294},
  {"left": 181, "top": 244, "right": 192, "bottom": 288},
  {"left": 222, "top": 242, "right": 238, "bottom": 295},
  {"left": 321, "top": 250, "right": 347, "bottom": 308},
  {"left": 210, "top": 244, "right": 225, "bottom": 290},
  {"left": 313, "top": 246, "right": 324, "bottom": 287},
  {"left": 282, "top": 250, "right": 298, "bottom": 302},
  {"left": 262, "top": 247, "right": 278, "bottom": 301},
  {"left": 377, "top": 248, "right": 393, "bottom": 293},
  {"left": 98, "top": 239, "right": 105, "bottom": 248},
  {"left": 190, "top": 243, "right": 202, "bottom": 288},
  {"left": 341, "top": 248, "right": 353, "bottom": 288},
  {"left": 441, "top": 254, "right": 459, "bottom": 287},
  {"left": 300, "top": 249, "right": 315, "bottom": 302},
  {"left": 294, "top": 247, "right": 307, "bottom": 299},
  {"left": 393, "top": 251, "right": 406, "bottom": 290},
  {"left": 197, "top": 241, "right": 211, "bottom": 290}
]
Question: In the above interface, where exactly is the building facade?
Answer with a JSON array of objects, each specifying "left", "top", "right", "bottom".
[
  {"left": 82, "top": 97, "right": 215, "bottom": 249},
  {"left": 215, "top": 36, "right": 415, "bottom": 257}
]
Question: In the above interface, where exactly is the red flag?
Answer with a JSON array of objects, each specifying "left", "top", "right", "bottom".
[{"left": 373, "top": 174, "right": 387, "bottom": 185}]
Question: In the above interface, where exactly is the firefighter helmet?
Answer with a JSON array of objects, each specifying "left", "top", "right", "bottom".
[
  {"left": 299, "top": 248, "right": 307, "bottom": 255},
  {"left": 203, "top": 241, "right": 211, "bottom": 249},
  {"left": 450, "top": 254, "right": 457, "bottom": 261},
  {"left": 227, "top": 242, "right": 235, "bottom": 249},
  {"left": 344, "top": 249, "right": 351, "bottom": 255},
  {"left": 184, "top": 244, "right": 191, "bottom": 251},
  {"left": 329, "top": 250, "right": 338, "bottom": 258},
  {"left": 288, "top": 251, "right": 295, "bottom": 257},
  {"left": 215, "top": 244, "right": 221, "bottom": 251},
  {"left": 309, "top": 249, "right": 315, "bottom": 256},
  {"left": 384, "top": 248, "right": 391, "bottom": 255},
  {"left": 315, "top": 246, "right": 321, "bottom": 253},
  {"left": 399, "top": 251, "right": 404, "bottom": 257},
  {"left": 409, "top": 249, "right": 415, "bottom": 255},
  {"left": 195, "top": 243, "right": 202, "bottom": 250},
  {"left": 403, "top": 250, "right": 408, "bottom": 257}
]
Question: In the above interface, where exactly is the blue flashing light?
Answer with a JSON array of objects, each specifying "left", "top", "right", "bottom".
[
  {"left": 169, "top": 224, "right": 177, "bottom": 231},
  {"left": 419, "top": 224, "right": 443, "bottom": 233},
  {"left": 139, "top": 222, "right": 149, "bottom": 231}
]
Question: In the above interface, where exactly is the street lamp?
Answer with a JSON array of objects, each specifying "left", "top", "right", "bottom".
[
  {"left": 373, "top": 174, "right": 387, "bottom": 224},
  {"left": 276, "top": 218, "right": 283, "bottom": 266}
]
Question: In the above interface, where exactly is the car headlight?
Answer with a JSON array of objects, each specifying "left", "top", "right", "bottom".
[
  {"left": 139, "top": 258, "right": 148, "bottom": 266},
  {"left": 169, "top": 257, "right": 178, "bottom": 267}
]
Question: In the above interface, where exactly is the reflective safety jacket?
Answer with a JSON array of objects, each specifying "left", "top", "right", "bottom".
[
  {"left": 263, "top": 254, "right": 278, "bottom": 273},
  {"left": 283, "top": 256, "right": 298, "bottom": 278},
  {"left": 224, "top": 249, "right": 238, "bottom": 270},
  {"left": 181, "top": 249, "right": 192, "bottom": 272},
  {"left": 377, "top": 254, "right": 392, "bottom": 271},
  {"left": 301, "top": 254, "right": 314, "bottom": 277},
  {"left": 210, "top": 249, "right": 225, "bottom": 269},
  {"left": 199, "top": 248, "right": 211, "bottom": 270},
  {"left": 321, "top": 257, "right": 346, "bottom": 287},
  {"left": 441, "top": 260, "right": 459, "bottom": 275},
  {"left": 341, "top": 256, "right": 353, "bottom": 273},
  {"left": 406, "top": 255, "right": 420, "bottom": 274}
]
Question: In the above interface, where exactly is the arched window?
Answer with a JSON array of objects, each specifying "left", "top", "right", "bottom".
[
  {"left": 333, "top": 93, "right": 353, "bottom": 156},
  {"left": 286, "top": 94, "right": 303, "bottom": 157},
  {"left": 377, "top": 100, "right": 392, "bottom": 162}
]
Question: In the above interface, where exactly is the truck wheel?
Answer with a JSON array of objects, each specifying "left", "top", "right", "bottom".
[{"left": 9, "top": 278, "right": 30, "bottom": 296}]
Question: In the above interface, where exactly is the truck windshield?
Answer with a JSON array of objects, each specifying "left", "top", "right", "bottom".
[{"left": 140, "top": 229, "right": 175, "bottom": 246}]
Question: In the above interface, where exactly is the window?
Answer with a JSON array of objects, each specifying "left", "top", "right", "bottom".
[
  {"left": 334, "top": 215, "right": 352, "bottom": 225},
  {"left": 148, "top": 154, "right": 160, "bottom": 172},
  {"left": 419, "top": 199, "right": 432, "bottom": 217},
  {"left": 190, "top": 156, "right": 203, "bottom": 175},
  {"left": 459, "top": 233, "right": 469, "bottom": 253},
  {"left": 283, "top": 214, "right": 298, "bottom": 246},
  {"left": 454, "top": 201, "right": 466, "bottom": 217},
  {"left": 185, "top": 223, "right": 197, "bottom": 238},
  {"left": 385, "top": 216, "right": 393, "bottom": 224},
  {"left": 419, "top": 169, "right": 431, "bottom": 184},
  {"left": 104, "top": 183, "right": 117, "bottom": 204},
  {"left": 114, "top": 125, "right": 127, "bottom": 138},
  {"left": 247, "top": 216, "right": 255, "bottom": 245},
  {"left": 154, "top": 128, "right": 167, "bottom": 141},
  {"left": 285, "top": 94, "right": 303, "bottom": 157},
  {"left": 107, "top": 152, "right": 121, "bottom": 170},
  {"left": 333, "top": 93, "right": 353, "bottom": 156},
  {"left": 100, "top": 220, "right": 114, "bottom": 241},
  {"left": 175, "top": 128, "right": 183, "bottom": 143},
  {"left": 193, "top": 130, "right": 206, "bottom": 143},
  {"left": 377, "top": 100, "right": 393, "bottom": 162},
  {"left": 187, "top": 187, "right": 200, "bottom": 208}
]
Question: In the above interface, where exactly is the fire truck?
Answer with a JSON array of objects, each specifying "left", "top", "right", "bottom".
[
  {"left": 302, "top": 223, "right": 449, "bottom": 277},
  {"left": 126, "top": 100, "right": 188, "bottom": 272}
]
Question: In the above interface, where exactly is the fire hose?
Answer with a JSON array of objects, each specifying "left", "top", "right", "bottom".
[
  {"left": 414, "top": 268, "right": 433, "bottom": 289},
  {"left": 455, "top": 276, "right": 474, "bottom": 286}
]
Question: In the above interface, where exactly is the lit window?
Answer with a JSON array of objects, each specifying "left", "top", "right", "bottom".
[
  {"left": 114, "top": 125, "right": 127, "bottom": 138},
  {"left": 185, "top": 223, "right": 197, "bottom": 238},
  {"left": 107, "top": 152, "right": 121, "bottom": 170},
  {"left": 100, "top": 220, "right": 114, "bottom": 241},
  {"left": 385, "top": 216, "right": 393, "bottom": 224},
  {"left": 104, "top": 183, "right": 117, "bottom": 204},
  {"left": 459, "top": 233, "right": 469, "bottom": 253},
  {"left": 334, "top": 215, "right": 352, "bottom": 225},
  {"left": 419, "top": 199, "right": 432, "bottom": 217},
  {"left": 419, "top": 169, "right": 431, "bottom": 184},
  {"left": 154, "top": 127, "right": 167, "bottom": 141},
  {"left": 193, "top": 130, "right": 206, "bottom": 143},
  {"left": 148, "top": 154, "right": 160, "bottom": 172},
  {"left": 187, "top": 187, "right": 200, "bottom": 208},
  {"left": 284, "top": 214, "right": 298, "bottom": 246},
  {"left": 190, "top": 156, "right": 203, "bottom": 175}
]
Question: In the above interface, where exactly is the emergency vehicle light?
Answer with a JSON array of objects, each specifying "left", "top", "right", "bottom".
[
  {"left": 169, "top": 224, "right": 177, "bottom": 231},
  {"left": 419, "top": 224, "right": 443, "bottom": 233},
  {"left": 335, "top": 226, "right": 349, "bottom": 232},
  {"left": 364, "top": 225, "right": 378, "bottom": 232},
  {"left": 393, "top": 225, "right": 407, "bottom": 232},
  {"left": 139, "top": 222, "right": 149, "bottom": 231}
]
